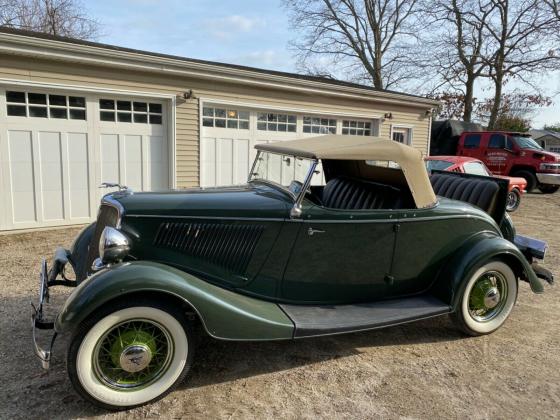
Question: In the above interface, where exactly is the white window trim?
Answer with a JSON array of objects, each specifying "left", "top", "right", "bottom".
[
  {"left": 0, "top": 77, "right": 177, "bottom": 189},
  {"left": 200, "top": 97, "right": 382, "bottom": 120},
  {"left": 390, "top": 124, "right": 414, "bottom": 146}
]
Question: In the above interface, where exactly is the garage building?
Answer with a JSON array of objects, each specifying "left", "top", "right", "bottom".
[{"left": 0, "top": 27, "right": 438, "bottom": 231}]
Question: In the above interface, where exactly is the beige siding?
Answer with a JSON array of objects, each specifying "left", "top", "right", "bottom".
[{"left": 0, "top": 55, "right": 432, "bottom": 188}]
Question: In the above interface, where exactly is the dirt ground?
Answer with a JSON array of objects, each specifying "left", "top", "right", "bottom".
[{"left": 0, "top": 193, "right": 559, "bottom": 420}]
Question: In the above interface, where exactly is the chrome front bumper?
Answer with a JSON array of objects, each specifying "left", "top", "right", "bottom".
[
  {"left": 31, "top": 249, "right": 76, "bottom": 370},
  {"left": 536, "top": 172, "right": 560, "bottom": 185},
  {"left": 31, "top": 259, "right": 55, "bottom": 369}
]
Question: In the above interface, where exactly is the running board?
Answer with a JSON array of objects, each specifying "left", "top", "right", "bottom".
[{"left": 280, "top": 295, "right": 450, "bottom": 338}]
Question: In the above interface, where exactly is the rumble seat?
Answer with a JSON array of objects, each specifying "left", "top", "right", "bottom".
[
  {"left": 322, "top": 176, "right": 410, "bottom": 210},
  {"left": 430, "top": 172, "right": 500, "bottom": 214}
]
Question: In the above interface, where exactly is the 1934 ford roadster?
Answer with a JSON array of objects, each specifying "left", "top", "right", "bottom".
[{"left": 32, "top": 135, "right": 553, "bottom": 409}]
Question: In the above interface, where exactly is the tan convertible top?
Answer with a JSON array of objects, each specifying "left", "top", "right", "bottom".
[{"left": 255, "top": 135, "right": 437, "bottom": 208}]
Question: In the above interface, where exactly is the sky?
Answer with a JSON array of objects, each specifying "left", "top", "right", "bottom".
[{"left": 86, "top": 0, "right": 560, "bottom": 128}]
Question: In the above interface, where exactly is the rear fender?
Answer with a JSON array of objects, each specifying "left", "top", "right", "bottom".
[
  {"left": 55, "top": 261, "right": 294, "bottom": 340},
  {"left": 432, "top": 232, "right": 543, "bottom": 309}
]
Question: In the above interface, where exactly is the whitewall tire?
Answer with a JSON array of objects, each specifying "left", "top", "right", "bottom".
[
  {"left": 453, "top": 261, "right": 518, "bottom": 336},
  {"left": 67, "top": 299, "right": 194, "bottom": 410}
]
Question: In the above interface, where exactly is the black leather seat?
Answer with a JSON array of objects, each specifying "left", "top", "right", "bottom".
[
  {"left": 322, "top": 177, "right": 405, "bottom": 210},
  {"left": 430, "top": 173, "right": 499, "bottom": 214}
]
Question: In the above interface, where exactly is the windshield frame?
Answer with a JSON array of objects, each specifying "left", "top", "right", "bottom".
[{"left": 247, "top": 150, "right": 318, "bottom": 202}]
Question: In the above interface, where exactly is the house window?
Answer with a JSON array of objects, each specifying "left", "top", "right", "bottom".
[
  {"left": 202, "top": 107, "right": 249, "bottom": 129},
  {"left": 99, "top": 99, "right": 163, "bottom": 124},
  {"left": 303, "top": 116, "right": 336, "bottom": 134},
  {"left": 257, "top": 112, "right": 297, "bottom": 132},
  {"left": 392, "top": 127, "right": 412, "bottom": 145},
  {"left": 342, "top": 120, "right": 372, "bottom": 136},
  {"left": 6, "top": 91, "right": 86, "bottom": 120}
]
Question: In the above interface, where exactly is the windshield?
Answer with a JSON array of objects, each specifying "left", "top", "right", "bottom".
[
  {"left": 425, "top": 159, "right": 454, "bottom": 172},
  {"left": 463, "top": 161, "right": 491, "bottom": 176},
  {"left": 249, "top": 151, "right": 315, "bottom": 194},
  {"left": 513, "top": 136, "right": 543, "bottom": 151}
]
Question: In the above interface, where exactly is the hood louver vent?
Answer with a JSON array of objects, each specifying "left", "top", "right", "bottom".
[{"left": 154, "top": 222, "right": 264, "bottom": 274}]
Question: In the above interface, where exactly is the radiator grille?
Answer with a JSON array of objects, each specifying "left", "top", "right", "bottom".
[
  {"left": 154, "top": 222, "right": 264, "bottom": 274},
  {"left": 85, "top": 204, "right": 120, "bottom": 273}
]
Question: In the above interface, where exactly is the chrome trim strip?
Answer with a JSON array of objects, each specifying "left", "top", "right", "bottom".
[
  {"left": 125, "top": 214, "right": 286, "bottom": 222},
  {"left": 123, "top": 213, "right": 496, "bottom": 227},
  {"left": 101, "top": 194, "right": 124, "bottom": 229}
]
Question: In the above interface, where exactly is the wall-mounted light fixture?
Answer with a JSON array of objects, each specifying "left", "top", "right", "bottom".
[
  {"left": 384, "top": 112, "right": 393, "bottom": 119},
  {"left": 425, "top": 109, "right": 432, "bottom": 117},
  {"left": 183, "top": 89, "right": 194, "bottom": 100}
]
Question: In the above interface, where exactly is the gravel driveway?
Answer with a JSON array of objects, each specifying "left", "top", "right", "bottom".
[{"left": 1, "top": 193, "right": 559, "bottom": 419}]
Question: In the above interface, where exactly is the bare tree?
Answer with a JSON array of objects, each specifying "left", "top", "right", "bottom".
[
  {"left": 482, "top": 0, "right": 560, "bottom": 128},
  {"left": 424, "top": 0, "right": 495, "bottom": 122},
  {"left": 0, "top": 0, "right": 99, "bottom": 40},
  {"left": 283, "top": 0, "right": 421, "bottom": 90}
]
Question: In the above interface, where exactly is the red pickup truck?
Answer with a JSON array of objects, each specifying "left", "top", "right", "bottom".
[{"left": 455, "top": 131, "right": 560, "bottom": 193}]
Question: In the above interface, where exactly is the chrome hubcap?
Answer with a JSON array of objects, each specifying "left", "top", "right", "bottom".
[
  {"left": 119, "top": 344, "right": 153, "bottom": 373},
  {"left": 483, "top": 287, "right": 501, "bottom": 309},
  {"left": 468, "top": 271, "right": 508, "bottom": 322},
  {"left": 93, "top": 319, "right": 173, "bottom": 389}
]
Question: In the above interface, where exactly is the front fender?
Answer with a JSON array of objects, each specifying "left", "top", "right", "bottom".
[
  {"left": 433, "top": 232, "right": 544, "bottom": 309},
  {"left": 55, "top": 261, "right": 294, "bottom": 340}
]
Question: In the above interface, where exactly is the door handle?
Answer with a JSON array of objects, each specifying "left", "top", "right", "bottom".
[{"left": 307, "top": 227, "right": 325, "bottom": 236}]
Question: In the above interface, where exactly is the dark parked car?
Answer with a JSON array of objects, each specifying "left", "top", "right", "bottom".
[{"left": 32, "top": 135, "right": 552, "bottom": 410}]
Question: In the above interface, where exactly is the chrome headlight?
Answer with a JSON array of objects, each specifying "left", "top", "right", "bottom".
[{"left": 99, "top": 227, "right": 130, "bottom": 264}]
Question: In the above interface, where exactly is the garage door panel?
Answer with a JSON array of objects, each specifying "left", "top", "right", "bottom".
[
  {"left": 100, "top": 134, "right": 120, "bottom": 185},
  {"left": 233, "top": 139, "right": 249, "bottom": 185},
  {"left": 201, "top": 137, "right": 217, "bottom": 187},
  {"left": 149, "top": 135, "right": 167, "bottom": 190},
  {"left": 38, "top": 131, "right": 64, "bottom": 221},
  {"left": 67, "top": 132, "right": 90, "bottom": 219},
  {"left": 123, "top": 134, "right": 143, "bottom": 191},
  {"left": 216, "top": 138, "right": 234, "bottom": 186},
  {"left": 7, "top": 130, "right": 37, "bottom": 223}
]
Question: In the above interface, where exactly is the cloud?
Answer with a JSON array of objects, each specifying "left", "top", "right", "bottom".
[
  {"left": 204, "top": 14, "right": 265, "bottom": 39},
  {"left": 218, "top": 49, "right": 295, "bottom": 71}
]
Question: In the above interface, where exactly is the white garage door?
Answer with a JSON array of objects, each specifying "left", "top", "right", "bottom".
[
  {"left": 0, "top": 87, "right": 169, "bottom": 231},
  {"left": 200, "top": 103, "right": 380, "bottom": 187}
]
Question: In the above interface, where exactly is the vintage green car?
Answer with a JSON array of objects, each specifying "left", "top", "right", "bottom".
[{"left": 32, "top": 135, "right": 552, "bottom": 410}]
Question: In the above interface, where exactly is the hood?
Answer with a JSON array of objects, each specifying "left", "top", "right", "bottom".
[
  {"left": 524, "top": 150, "right": 560, "bottom": 162},
  {"left": 110, "top": 183, "right": 293, "bottom": 219}
]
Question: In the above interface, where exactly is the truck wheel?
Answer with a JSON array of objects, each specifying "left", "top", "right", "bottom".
[
  {"left": 513, "top": 170, "right": 537, "bottom": 192},
  {"left": 452, "top": 261, "right": 517, "bottom": 336},
  {"left": 505, "top": 188, "right": 521, "bottom": 212},
  {"left": 538, "top": 185, "right": 559, "bottom": 194},
  {"left": 67, "top": 298, "right": 194, "bottom": 410}
]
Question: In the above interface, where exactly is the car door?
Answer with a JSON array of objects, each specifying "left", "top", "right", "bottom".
[
  {"left": 486, "top": 133, "right": 510, "bottom": 174},
  {"left": 460, "top": 133, "right": 484, "bottom": 159},
  {"left": 281, "top": 204, "right": 397, "bottom": 303}
]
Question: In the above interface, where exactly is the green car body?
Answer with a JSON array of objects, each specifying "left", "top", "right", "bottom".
[
  {"left": 32, "top": 135, "right": 551, "bottom": 409},
  {"left": 53, "top": 179, "right": 541, "bottom": 340}
]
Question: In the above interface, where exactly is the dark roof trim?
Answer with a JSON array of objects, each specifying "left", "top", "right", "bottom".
[{"left": 0, "top": 26, "right": 438, "bottom": 106}]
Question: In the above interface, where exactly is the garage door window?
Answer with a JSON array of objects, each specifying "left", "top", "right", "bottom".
[
  {"left": 257, "top": 113, "right": 297, "bottom": 132},
  {"left": 99, "top": 99, "right": 163, "bottom": 124},
  {"left": 342, "top": 120, "right": 372, "bottom": 136},
  {"left": 303, "top": 116, "right": 336, "bottom": 134},
  {"left": 202, "top": 107, "right": 249, "bottom": 129},
  {"left": 5, "top": 91, "right": 86, "bottom": 120}
]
